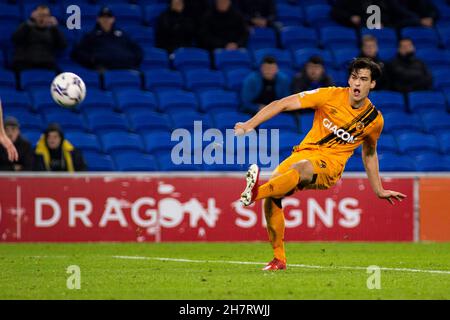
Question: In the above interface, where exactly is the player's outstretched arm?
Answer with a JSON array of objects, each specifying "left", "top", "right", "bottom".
[
  {"left": 234, "top": 94, "right": 301, "bottom": 135},
  {"left": 0, "top": 100, "right": 19, "bottom": 162},
  {"left": 362, "top": 140, "right": 406, "bottom": 205}
]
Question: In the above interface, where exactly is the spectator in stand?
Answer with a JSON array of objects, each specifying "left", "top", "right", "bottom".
[
  {"left": 331, "top": 0, "right": 394, "bottom": 28},
  {"left": 390, "top": 0, "right": 437, "bottom": 28},
  {"left": 238, "top": 0, "right": 276, "bottom": 28},
  {"left": 34, "top": 124, "right": 86, "bottom": 172},
  {"left": 71, "top": 7, "right": 142, "bottom": 70},
  {"left": 184, "top": 0, "right": 210, "bottom": 43},
  {"left": 241, "top": 56, "right": 290, "bottom": 114},
  {"left": 11, "top": 4, "right": 66, "bottom": 71},
  {"left": 0, "top": 117, "right": 33, "bottom": 171},
  {"left": 292, "top": 56, "right": 334, "bottom": 93},
  {"left": 358, "top": 35, "right": 389, "bottom": 90},
  {"left": 155, "top": 0, "right": 195, "bottom": 53},
  {"left": 387, "top": 38, "right": 432, "bottom": 93},
  {"left": 199, "top": 0, "right": 248, "bottom": 51}
]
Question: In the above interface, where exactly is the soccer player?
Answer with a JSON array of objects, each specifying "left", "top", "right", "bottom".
[
  {"left": 0, "top": 100, "right": 19, "bottom": 163},
  {"left": 235, "top": 58, "right": 406, "bottom": 271}
]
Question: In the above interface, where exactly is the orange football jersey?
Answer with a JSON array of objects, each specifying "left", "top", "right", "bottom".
[{"left": 294, "top": 87, "right": 384, "bottom": 165}]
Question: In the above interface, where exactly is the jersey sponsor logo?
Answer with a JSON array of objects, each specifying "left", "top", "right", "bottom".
[{"left": 322, "top": 118, "right": 357, "bottom": 143}]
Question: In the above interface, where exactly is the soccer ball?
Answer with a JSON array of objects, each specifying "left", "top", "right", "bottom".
[{"left": 50, "top": 72, "right": 86, "bottom": 108}]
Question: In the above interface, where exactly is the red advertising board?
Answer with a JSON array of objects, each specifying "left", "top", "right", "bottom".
[{"left": 0, "top": 175, "right": 414, "bottom": 242}]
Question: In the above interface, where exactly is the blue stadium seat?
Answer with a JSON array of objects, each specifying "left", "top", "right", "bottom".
[
  {"left": 321, "top": 27, "right": 358, "bottom": 50},
  {"left": 214, "top": 49, "right": 252, "bottom": 71},
  {"left": 327, "top": 69, "right": 348, "bottom": 87},
  {"left": 103, "top": 70, "right": 142, "bottom": 90},
  {"left": 4, "top": 111, "right": 43, "bottom": 131},
  {"left": 128, "top": 111, "right": 172, "bottom": 133},
  {"left": 437, "top": 25, "right": 450, "bottom": 48},
  {"left": 157, "top": 90, "right": 198, "bottom": 112},
  {"left": 173, "top": 48, "right": 211, "bottom": 71},
  {"left": 224, "top": 68, "right": 252, "bottom": 92},
  {"left": 397, "top": 133, "right": 440, "bottom": 154},
  {"left": 345, "top": 155, "right": 365, "bottom": 171},
  {"left": 157, "top": 154, "right": 202, "bottom": 171},
  {"left": 369, "top": 91, "right": 406, "bottom": 113},
  {"left": 259, "top": 113, "right": 298, "bottom": 132},
  {"left": 122, "top": 25, "right": 154, "bottom": 46},
  {"left": 378, "top": 152, "right": 416, "bottom": 171},
  {"left": 83, "top": 151, "right": 115, "bottom": 171},
  {"left": 21, "top": 129, "right": 41, "bottom": 146},
  {"left": 432, "top": 68, "right": 450, "bottom": 90},
  {"left": 276, "top": 3, "right": 304, "bottom": 26},
  {"left": 44, "top": 111, "right": 87, "bottom": 131},
  {"left": 415, "top": 48, "right": 450, "bottom": 69},
  {"left": 440, "top": 132, "right": 450, "bottom": 153},
  {"left": 113, "top": 152, "right": 158, "bottom": 171},
  {"left": 198, "top": 90, "right": 239, "bottom": 113},
  {"left": 142, "top": 130, "right": 175, "bottom": 154},
  {"left": 299, "top": 111, "right": 314, "bottom": 132},
  {"left": 143, "top": 4, "right": 167, "bottom": 26},
  {"left": 382, "top": 112, "right": 424, "bottom": 134},
  {"left": 332, "top": 48, "right": 359, "bottom": 68},
  {"left": 377, "top": 134, "right": 399, "bottom": 153},
  {"left": 279, "top": 26, "right": 317, "bottom": 51},
  {"left": 305, "top": 5, "right": 334, "bottom": 28},
  {"left": 170, "top": 111, "right": 213, "bottom": 131},
  {"left": 377, "top": 46, "right": 397, "bottom": 61},
  {"left": 408, "top": 91, "right": 446, "bottom": 113},
  {"left": 0, "top": 4, "right": 21, "bottom": 25},
  {"left": 30, "top": 90, "right": 60, "bottom": 112},
  {"left": 65, "top": 132, "right": 102, "bottom": 152},
  {"left": 401, "top": 27, "right": 440, "bottom": 48},
  {"left": 144, "top": 69, "right": 184, "bottom": 92},
  {"left": 20, "top": 69, "right": 55, "bottom": 90},
  {"left": 184, "top": 70, "right": 225, "bottom": 92},
  {"left": 421, "top": 111, "right": 450, "bottom": 133},
  {"left": 101, "top": 132, "right": 144, "bottom": 153},
  {"left": 115, "top": 89, "right": 157, "bottom": 113},
  {"left": 415, "top": 152, "right": 450, "bottom": 171},
  {"left": 107, "top": 4, "right": 143, "bottom": 26},
  {"left": 293, "top": 48, "right": 334, "bottom": 69},
  {"left": 79, "top": 89, "right": 116, "bottom": 112},
  {"left": 278, "top": 132, "right": 303, "bottom": 153},
  {"left": 361, "top": 28, "right": 397, "bottom": 47},
  {"left": 0, "top": 69, "right": 16, "bottom": 89},
  {"left": 247, "top": 27, "right": 277, "bottom": 50},
  {"left": 0, "top": 90, "right": 32, "bottom": 112},
  {"left": 86, "top": 113, "right": 130, "bottom": 133},
  {"left": 211, "top": 111, "right": 251, "bottom": 131},
  {"left": 142, "top": 47, "right": 170, "bottom": 69},
  {"left": 253, "top": 48, "right": 293, "bottom": 69},
  {"left": 59, "top": 66, "right": 101, "bottom": 89}
]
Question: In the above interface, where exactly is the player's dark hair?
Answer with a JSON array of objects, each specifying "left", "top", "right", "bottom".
[
  {"left": 308, "top": 55, "right": 324, "bottom": 65},
  {"left": 348, "top": 57, "right": 382, "bottom": 82},
  {"left": 262, "top": 56, "right": 277, "bottom": 65}
]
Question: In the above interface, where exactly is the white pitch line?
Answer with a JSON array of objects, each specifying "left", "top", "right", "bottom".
[{"left": 112, "top": 255, "right": 450, "bottom": 275}]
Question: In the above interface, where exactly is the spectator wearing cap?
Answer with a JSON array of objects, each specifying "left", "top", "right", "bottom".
[
  {"left": 292, "top": 56, "right": 334, "bottom": 93},
  {"left": 241, "top": 56, "right": 290, "bottom": 114},
  {"left": 11, "top": 4, "right": 67, "bottom": 71},
  {"left": 0, "top": 117, "right": 33, "bottom": 171},
  {"left": 358, "top": 35, "right": 389, "bottom": 90},
  {"left": 71, "top": 7, "right": 143, "bottom": 70},
  {"left": 155, "top": 0, "right": 195, "bottom": 53},
  {"left": 34, "top": 124, "right": 86, "bottom": 172},
  {"left": 199, "top": 0, "right": 248, "bottom": 51}
]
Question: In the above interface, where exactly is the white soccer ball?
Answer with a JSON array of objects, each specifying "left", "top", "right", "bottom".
[{"left": 50, "top": 72, "right": 86, "bottom": 108}]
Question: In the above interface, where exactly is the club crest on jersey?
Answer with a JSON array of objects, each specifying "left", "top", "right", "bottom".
[
  {"left": 356, "top": 121, "right": 365, "bottom": 132},
  {"left": 322, "top": 118, "right": 356, "bottom": 143}
]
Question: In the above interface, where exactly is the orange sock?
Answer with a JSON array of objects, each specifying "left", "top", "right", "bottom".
[
  {"left": 264, "top": 198, "right": 286, "bottom": 262},
  {"left": 255, "top": 169, "right": 300, "bottom": 200}
]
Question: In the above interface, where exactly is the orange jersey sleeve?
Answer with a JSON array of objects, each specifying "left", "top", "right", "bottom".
[
  {"left": 364, "top": 112, "right": 384, "bottom": 145},
  {"left": 297, "top": 87, "right": 336, "bottom": 110}
]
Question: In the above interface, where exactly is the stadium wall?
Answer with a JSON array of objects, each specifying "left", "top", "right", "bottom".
[{"left": 0, "top": 173, "right": 448, "bottom": 243}]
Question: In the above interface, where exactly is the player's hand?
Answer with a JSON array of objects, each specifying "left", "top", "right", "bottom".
[
  {"left": 234, "top": 122, "right": 253, "bottom": 136},
  {"left": 377, "top": 190, "right": 406, "bottom": 205},
  {"left": 0, "top": 135, "right": 18, "bottom": 162}
]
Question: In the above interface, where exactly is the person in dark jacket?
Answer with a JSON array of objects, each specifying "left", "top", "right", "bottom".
[
  {"left": 359, "top": 35, "right": 389, "bottom": 90},
  {"left": 292, "top": 56, "right": 334, "bottom": 93},
  {"left": 155, "top": 0, "right": 195, "bottom": 52},
  {"left": 0, "top": 117, "right": 33, "bottom": 171},
  {"left": 71, "top": 7, "right": 143, "bottom": 70},
  {"left": 389, "top": 0, "right": 437, "bottom": 28},
  {"left": 199, "top": 0, "right": 248, "bottom": 51},
  {"left": 11, "top": 4, "right": 67, "bottom": 71},
  {"left": 238, "top": 0, "right": 276, "bottom": 28},
  {"left": 387, "top": 38, "right": 432, "bottom": 93},
  {"left": 34, "top": 124, "right": 86, "bottom": 172},
  {"left": 241, "top": 56, "right": 290, "bottom": 114},
  {"left": 331, "top": 0, "right": 394, "bottom": 28}
]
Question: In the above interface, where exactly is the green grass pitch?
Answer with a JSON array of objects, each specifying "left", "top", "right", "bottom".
[{"left": 0, "top": 242, "right": 449, "bottom": 300}]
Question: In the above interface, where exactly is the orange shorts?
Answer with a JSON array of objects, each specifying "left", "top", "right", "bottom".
[{"left": 273, "top": 149, "right": 345, "bottom": 190}]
